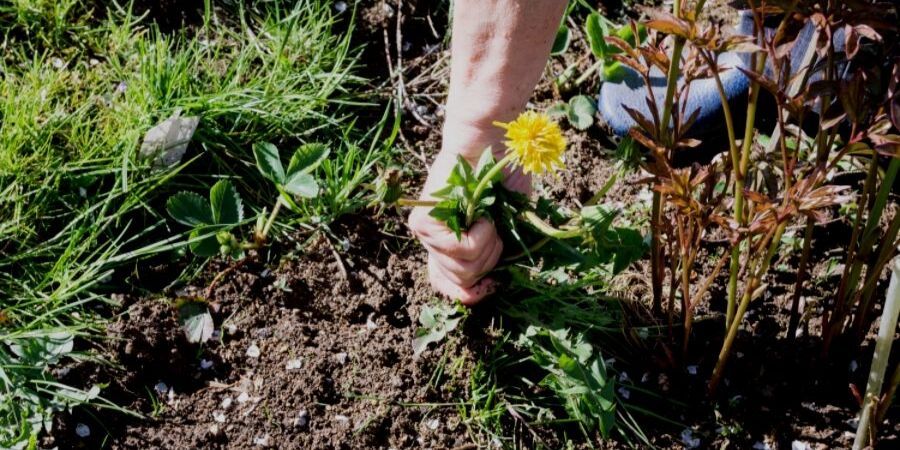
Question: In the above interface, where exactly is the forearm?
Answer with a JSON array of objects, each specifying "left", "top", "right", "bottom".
[{"left": 442, "top": 0, "right": 566, "bottom": 161}]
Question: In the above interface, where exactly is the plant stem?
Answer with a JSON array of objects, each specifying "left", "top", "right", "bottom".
[
  {"left": 701, "top": 51, "right": 739, "bottom": 165},
  {"left": 521, "top": 211, "right": 583, "bottom": 239},
  {"left": 466, "top": 153, "right": 515, "bottom": 226},
  {"left": 574, "top": 59, "right": 603, "bottom": 86},
  {"left": 658, "top": 41, "right": 685, "bottom": 138},
  {"left": 397, "top": 198, "right": 439, "bottom": 207},
  {"left": 651, "top": 193, "right": 664, "bottom": 315},
  {"left": 726, "top": 41, "right": 768, "bottom": 328},
  {"left": 876, "top": 362, "right": 900, "bottom": 425},
  {"left": 711, "top": 221, "right": 787, "bottom": 394},
  {"left": 825, "top": 157, "right": 900, "bottom": 352},
  {"left": 852, "top": 258, "right": 900, "bottom": 450},
  {"left": 850, "top": 212, "right": 900, "bottom": 341},
  {"left": 650, "top": 0, "right": 688, "bottom": 317},
  {"left": 787, "top": 218, "right": 814, "bottom": 339},
  {"left": 685, "top": 248, "right": 730, "bottom": 356},
  {"left": 824, "top": 154, "right": 878, "bottom": 347},
  {"left": 260, "top": 198, "right": 284, "bottom": 241}
]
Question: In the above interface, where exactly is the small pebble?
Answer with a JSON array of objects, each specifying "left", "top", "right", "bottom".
[
  {"left": 212, "top": 411, "right": 226, "bottom": 423},
  {"left": 426, "top": 418, "right": 440, "bottom": 430},
  {"left": 237, "top": 392, "right": 250, "bottom": 404},
  {"left": 221, "top": 396, "right": 233, "bottom": 409},
  {"left": 253, "top": 434, "right": 270, "bottom": 446},
  {"left": 200, "top": 359, "right": 214, "bottom": 370},
  {"left": 680, "top": 428, "right": 700, "bottom": 449},
  {"left": 334, "top": 414, "right": 350, "bottom": 425},
  {"left": 226, "top": 323, "right": 238, "bottom": 335},
  {"left": 366, "top": 314, "right": 378, "bottom": 330},
  {"left": 792, "top": 441, "right": 812, "bottom": 450},
  {"left": 295, "top": 410, "right": 309, "bottom": 428},
  {"left": 686, "top": 365, "right": 698, "bottom": 375},
  {"left": 658, "top": 373, "right": 671, "bottom": 391},
  {"left": 849, "top": 360, "right": 859, "bottom": 372},
  {"left": 246, "top": 343, "right": 261, "bottom": 358},
  {"left": 208, "top": 424, "right": 221, "bottom": 436},
  {"left": 617, "top": 386, "right": 631, "bottom": 399},
  {"left": 285, "top": 358, "right": 304, "bottom": 371},
  {"left": 334, "top": 352, "right": 348, "bottom": 364},
  {"left": 334, "top": 1, "right": 348, "bottom": 13},
  {"left": 753, "top": 441, "right": 773, "bottom": 450},
  {"left": 154, "top": 382, "right": 168, "bottom": 395},
  {"left": 75, "top": 423, "right": 91, "bottom": 438}
]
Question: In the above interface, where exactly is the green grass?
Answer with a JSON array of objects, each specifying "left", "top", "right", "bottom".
[{"left": 0, "top": 1, "right": 376, "bottom": 446}]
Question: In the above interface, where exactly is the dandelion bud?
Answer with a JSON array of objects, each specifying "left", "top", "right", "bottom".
[{"left": 375, "top": 167, "right": 403, "bottom": 205}]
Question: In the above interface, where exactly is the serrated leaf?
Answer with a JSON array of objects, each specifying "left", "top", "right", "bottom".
[
  {"left": 612, "top": 228, "right": 646, "bottom": 273},
  {"left": 189, "top": 228, "right": 220, "bottom": 257},
  {"left": 474, "top": 149, "right": 496, "bottom": 180},
  {"left": 551, "top": 25, "right": 571, "bottom": 55},
  {"left": 429, "top": 204, "right": 463, "bottom": 240},
  {"left": 412, "top": 303, "right": 462, "bottom": 357},
  {"left": 585, "top": 13, "right": 609, "bottom": 58},
  {"left": 287, "top": 143, "right": 330, "bottom": 176},
  {"left": 568, "top": 95, "right": 597, "bottom": 130},
  {"left": 210, "top": 180, "right": 243, "bottom": 225},
  {"left": 429, "top": 184, "right": 455, "bottom": 199},
  {"left": 253, "top": 142, "right": 285, "bottom": 183},
  {"left": 282, "top": 171, "right": 319, "bottom": 198},
  {"left": 448, "top": 155, "right": 474, "bottom": 188},
  {"left": 7, "top": 332, "right": 74, "bottom": 365},
  {"left": 546, "top": 103, "right": 569, "bottom": 119},
  {"left": 177, "top": 300, "right": 214, "bottom": 344},
  {"left": 167, "top": 192, "right": 213, "bottom": 227}
]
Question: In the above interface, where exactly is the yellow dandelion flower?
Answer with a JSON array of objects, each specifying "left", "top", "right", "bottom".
[{"left": 494, "top": 111, "right": 566, "bottom": 175}]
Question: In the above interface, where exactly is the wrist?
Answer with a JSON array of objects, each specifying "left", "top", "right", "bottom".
[{"left": 440, "top": 116, "right": 506, "bottom": 163}]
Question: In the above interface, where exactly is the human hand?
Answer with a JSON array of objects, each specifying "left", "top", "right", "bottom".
[{"left": 409, "top": 134, "right": 530, "bottom": 305}]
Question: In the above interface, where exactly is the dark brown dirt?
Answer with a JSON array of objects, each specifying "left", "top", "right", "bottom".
[
  {"left": 49, "top": 215, "right": 489, "bottom": 450},
  {"left": 47, "top": 1, "right": 900, "bottom": 449}
]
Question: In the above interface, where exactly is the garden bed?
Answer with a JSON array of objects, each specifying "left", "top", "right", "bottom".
[{"left": 4, "top": 0, "right": 898, "bottom": 449}]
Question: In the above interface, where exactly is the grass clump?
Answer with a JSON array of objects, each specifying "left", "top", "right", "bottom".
[{"left": 0, "top": 1, "right": 367, "bottom": 446}]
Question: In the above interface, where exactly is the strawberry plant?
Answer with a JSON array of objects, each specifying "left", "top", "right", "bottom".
[
  {"left": 167, "top": 180, "right": 245, "bottom": 258},
  {"left": 547, "top": 95, "right": 599, "bottom": 131},
  {"left": 167, "top": 142, "right": 329, "bottom": 258}
]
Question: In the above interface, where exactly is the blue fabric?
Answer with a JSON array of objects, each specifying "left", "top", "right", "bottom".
[{"left": 596, "top": 11, "right": 836, "bottom": 138}]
